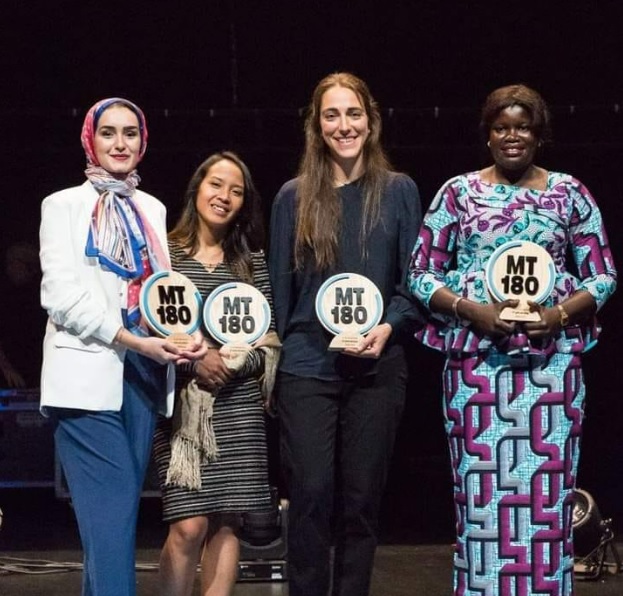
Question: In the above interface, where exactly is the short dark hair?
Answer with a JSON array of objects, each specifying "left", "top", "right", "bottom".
[{"left": 480, "top": 84, "right": 552, "bottom": 143}]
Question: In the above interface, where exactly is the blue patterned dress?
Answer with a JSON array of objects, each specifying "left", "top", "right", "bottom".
[{"left": 408, "top": 171, "right": 617, "bottom": 596}]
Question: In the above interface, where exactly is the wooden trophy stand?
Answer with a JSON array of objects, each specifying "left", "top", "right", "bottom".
[
  {"left": 203, "top": 282, "right": 271, "bottom": 354},
  {"left": 485, "top": 240, "right": 555, "bottom": 321},
  {"left": 315, "top": 273, "right": 384, "bottom": 351},
  {"left": 139, "top": 270, "right": 203, "bottom": 348}
]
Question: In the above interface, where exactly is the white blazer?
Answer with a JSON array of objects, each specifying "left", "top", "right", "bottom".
[{"left": 39, "top": 181, "right": 174, "bottom": 416}]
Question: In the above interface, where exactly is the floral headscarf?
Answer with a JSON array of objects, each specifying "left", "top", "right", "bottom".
[
  {"left": 82, "top": 97, "right": 168, "bottom": 329},
  {"left": 81, "top": 97, "right": 148, "bottom": 166}
]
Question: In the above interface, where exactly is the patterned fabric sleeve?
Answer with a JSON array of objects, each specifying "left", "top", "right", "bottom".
[
  {"left": 382, "top": 173, "right": 425, "bottom": 334},
  {"left": 568, "top": 178, "right": 617, "bottom": 310},
  {"left": 408, "top": 176, "right": 461, "bottom": 308}
]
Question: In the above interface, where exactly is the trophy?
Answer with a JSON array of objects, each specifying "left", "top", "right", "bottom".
[
  {"left": 139, "top": 270, "right": 203, "bottom": 349},
  {"left": 203, "top": 282, "right": 271, "bottom": 356},
  {"left": 315, "top": 273, "right": 384, "bottom": 351},
  {"left": 485, "top": 240, "right": 555, "bottom": 321}
]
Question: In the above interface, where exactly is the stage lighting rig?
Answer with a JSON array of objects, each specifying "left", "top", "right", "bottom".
[{"left": 573, "top": 488, "right": 621, "bottom": 580}]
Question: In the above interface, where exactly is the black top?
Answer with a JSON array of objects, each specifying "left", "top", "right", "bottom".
[{"left": 268, "top": 172, "right": 423, "bottom": 380}]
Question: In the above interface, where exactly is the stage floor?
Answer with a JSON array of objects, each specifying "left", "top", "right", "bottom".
[
  {"left": 1, "top": 489, "right": 622, "bottom": 595},
  {"left": 2, "top": 544, "right": 622, "bottom": 596}
]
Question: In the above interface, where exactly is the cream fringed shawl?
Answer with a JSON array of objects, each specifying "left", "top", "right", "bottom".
[{"left": 165, "top": 331, "right": 281, "bottom": 490}]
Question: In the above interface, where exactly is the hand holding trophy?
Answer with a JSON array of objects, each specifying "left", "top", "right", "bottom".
[
  {"left": 202, "top": 281, "right": 271, "bottom": 360},
  {"left": 485, "top": 240, "right": 555, "bottom": 321},
  {"left": 315, "top": 273, "right": 384, "bottom": 351},
  {"left": 139, "top": 270, "right": 203, "bottom": 349}
]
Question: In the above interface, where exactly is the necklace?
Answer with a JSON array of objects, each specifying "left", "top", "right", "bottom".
[
  {"left": 201, "top": 258, "right": 223, "bottom": 274},
  {"left": 196, "top": 246, "right": 224, "bottom": 270}
]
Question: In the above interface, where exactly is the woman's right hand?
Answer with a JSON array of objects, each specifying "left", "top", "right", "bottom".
[
  {"left": 194, "top": 349, "right": 233, "bottom": 390},
  {"left": 462, "top": 299, "right": 518, "bottom": 339}
]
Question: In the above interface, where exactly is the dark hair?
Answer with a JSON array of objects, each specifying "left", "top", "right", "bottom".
[
  {"left": 295, "top": 72, "right": 392, "bottom": 270},
  {"left": 479, "top": 84, "right": 552, "bottom": 144},
  {"left": 168, "top": 151, "right": 264, "bottom": 283}
]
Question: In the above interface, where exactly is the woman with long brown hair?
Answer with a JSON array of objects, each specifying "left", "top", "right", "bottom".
[
  {"left": 154, "top": 151, "right": 279, "bottom": 596},
  {"left": 269, "top": 72, "right": 423, "bottom": 596}
]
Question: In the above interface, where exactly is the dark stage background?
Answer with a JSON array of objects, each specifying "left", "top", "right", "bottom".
[{"left": 1, "top": 1, "right": 623, "bottom": 542}]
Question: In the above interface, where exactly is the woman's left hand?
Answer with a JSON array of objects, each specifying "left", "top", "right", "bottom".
[
  {"left": 342, "top": 323, "right": 392, "bottom": 359},
  {"left": 136, "top": 336, "right": 184, "bottom": 365},
  {"left": 521, "top": 301, "right": 561, "bottom": 339}
]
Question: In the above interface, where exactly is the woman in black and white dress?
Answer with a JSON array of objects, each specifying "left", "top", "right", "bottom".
[{"left": 153, "top": 151, "right": 278, "bottom": 596}]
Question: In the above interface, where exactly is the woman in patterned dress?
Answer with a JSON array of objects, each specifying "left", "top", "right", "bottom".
[
  {"left": 154, "top": 151, "right": 278, "bottom": 596},
  {"left": 408, "top": 84, "right": 617, "bottom": 596}
]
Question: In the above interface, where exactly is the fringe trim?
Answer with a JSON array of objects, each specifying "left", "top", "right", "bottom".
[{"left": 165, "top": 435, "right": 202, "bottom": 491}]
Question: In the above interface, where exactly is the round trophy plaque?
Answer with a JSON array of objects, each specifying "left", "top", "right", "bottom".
[
  {"left": 485, "top": 240, "right": 555, "bottom": 321},
  {"left": 203, "top": 282, "right": 271, "bottom": 348},
  {"left": 315, "top": 273, "right": 384, "bottom": 351},
  {"left": 139, "top": 270, "right": 203, "bottom": 348}
]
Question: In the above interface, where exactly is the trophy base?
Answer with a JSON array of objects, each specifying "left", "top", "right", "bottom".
[
  {"left": 328, "top": 334, "right": 363, "bottom": 352},
  {"left": 220, "top": 343, "right": 252, "bottom": 358},
  {"left": 167, "top": 333, "right": 194, "bottom": 350},
  {"left": 220, "top": 343, "right": 252, "bottom": 370},
  {"left": 500, "top": 307, "right": 541, "bottom": 322}
]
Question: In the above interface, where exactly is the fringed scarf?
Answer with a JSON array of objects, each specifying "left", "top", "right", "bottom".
[{"left": 165, "top": 331, "right": 282, "bottom": 491}]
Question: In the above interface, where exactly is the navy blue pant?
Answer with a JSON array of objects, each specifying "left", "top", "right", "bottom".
[
  {"left": 51, "top": 351, "right": 165, "bottom": 596},
  {"left": 277, "top": 345, "right": 407, "bottom": 596}
]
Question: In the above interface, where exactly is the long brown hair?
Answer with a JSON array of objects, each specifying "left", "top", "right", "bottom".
[
  {"left": 295, "top": 72, "right": 392, "bottom": 270},
  {"left": 169, "top": 151, "right": 264, "bottom": 283}
]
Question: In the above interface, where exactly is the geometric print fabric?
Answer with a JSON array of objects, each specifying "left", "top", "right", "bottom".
[{"left": 444, "top": 350, "right": 582, "bottom": 595}]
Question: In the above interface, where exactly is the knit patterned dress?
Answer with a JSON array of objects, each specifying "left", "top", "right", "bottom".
[{"left": 153, "top": 243, "right": 273, "bottom": 522}]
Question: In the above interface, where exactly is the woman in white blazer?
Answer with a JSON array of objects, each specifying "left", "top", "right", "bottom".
[{"left": 39, "top": 97, "right": 205, "bottom": 596}]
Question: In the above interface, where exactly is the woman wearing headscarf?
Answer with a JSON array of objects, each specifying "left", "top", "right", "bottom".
[{"left": 39, "top": 97, "right": 205, "bottom": 596}]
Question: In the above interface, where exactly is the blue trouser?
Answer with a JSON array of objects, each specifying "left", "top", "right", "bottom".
[
  {"left": 51, "top": 351, "right": 165, "bottom": 596},
  {"left": 277, "top": 344, "right": 407, "bottom": 596}
]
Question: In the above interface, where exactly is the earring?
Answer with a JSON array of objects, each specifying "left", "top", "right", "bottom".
[{"left": 487, "top": 141, "right": 491, "bottom": 148}]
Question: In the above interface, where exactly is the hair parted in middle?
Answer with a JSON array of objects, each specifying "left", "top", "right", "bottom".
[
  {"left": 168, "top": 151, "right": 264, "bottom": 283},
  {"left": 294, "top": 72, "right": 392, "bottom": 271}
]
